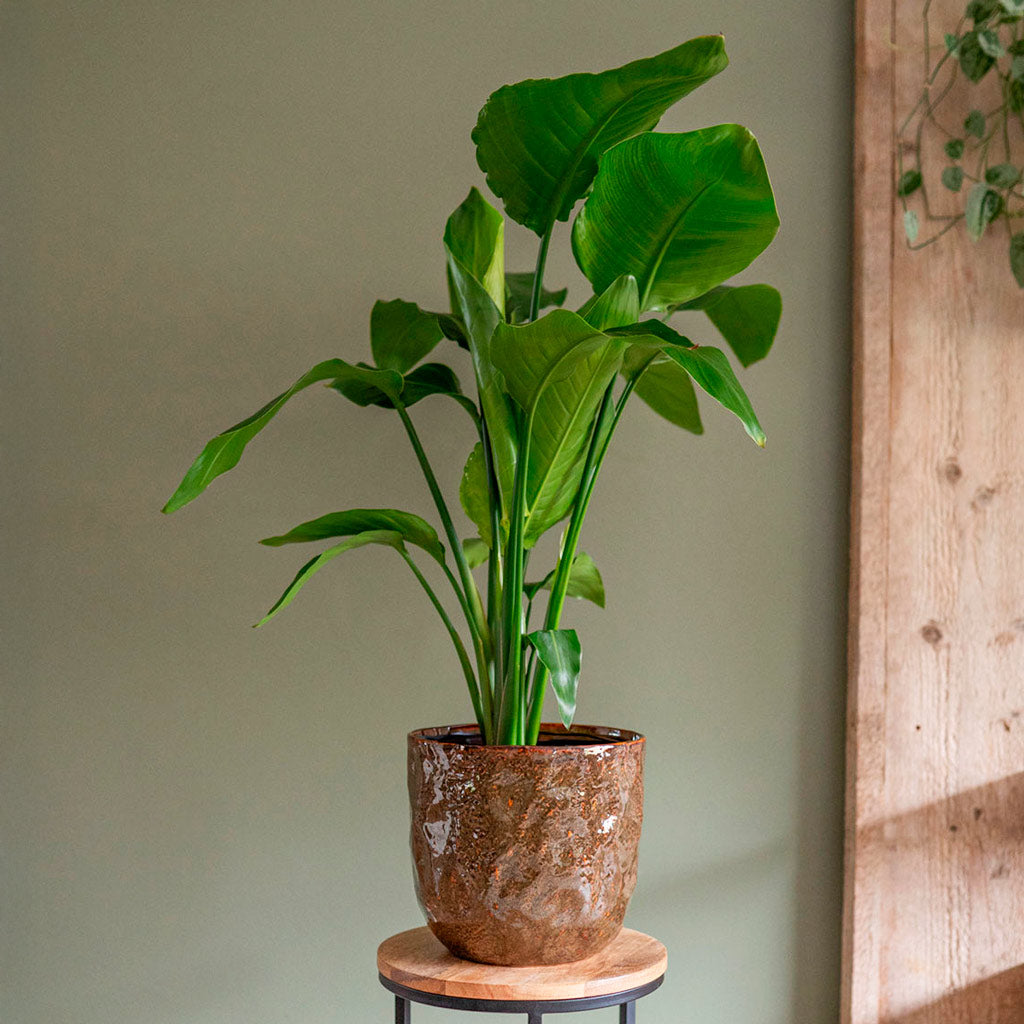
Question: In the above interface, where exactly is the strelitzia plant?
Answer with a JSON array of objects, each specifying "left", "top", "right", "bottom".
[{"left": 163, "top": 36, "right": 781, "bottom": 746}]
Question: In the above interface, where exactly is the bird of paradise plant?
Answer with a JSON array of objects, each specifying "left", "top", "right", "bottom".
[{"left": 163, "top": 35, "right": 781, "bottom": 746}]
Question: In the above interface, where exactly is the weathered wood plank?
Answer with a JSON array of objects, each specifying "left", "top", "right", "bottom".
[{"left": 845, "top": 1, "right": 1024, "bottom": 1022}]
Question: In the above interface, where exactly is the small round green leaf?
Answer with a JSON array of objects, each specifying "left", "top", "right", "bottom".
[
  {"left": 897, "top": 170, "right": 923, "bottom": 196},
  {"left": 985, "top": 163, "right": 1021, "bottom": 188},
  {"left": 945, "top": 139, "right": 965, "bottom": 160},
  {"left": 964, "top": 109, "right": 986, "bottom": 138},
  {"left": 903, "top": 209, "right": 920, "bottom": 244},
  {"left": 942, "top": 165, "right": 965, "bottom": 192}
]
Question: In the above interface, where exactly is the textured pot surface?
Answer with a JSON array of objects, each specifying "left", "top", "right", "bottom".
[{"left": 408, "top": 724, "right": 645, "bottom": 966}]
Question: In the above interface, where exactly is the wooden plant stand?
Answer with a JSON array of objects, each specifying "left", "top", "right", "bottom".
[{"left": 377, "top": 926, "right": 666, "bottom": 1022}]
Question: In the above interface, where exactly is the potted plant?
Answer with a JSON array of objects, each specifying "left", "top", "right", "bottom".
[{"left": 163, "top": 35, "right": 780, "bottom": 966}]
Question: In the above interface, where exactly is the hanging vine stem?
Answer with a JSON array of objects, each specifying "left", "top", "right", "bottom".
[{"left": 896, "top": 0, "right": 1023, "bottom": 285}]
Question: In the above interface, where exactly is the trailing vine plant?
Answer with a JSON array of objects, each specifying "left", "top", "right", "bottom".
[{"left": 897, "top": 0, "right": 1024, "bottom": 286}]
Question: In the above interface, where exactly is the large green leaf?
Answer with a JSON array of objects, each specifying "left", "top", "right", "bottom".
[
  {"left": 623, "top": 347, "right": 703, "bottom": 434},
  {"left": 259, "top": 508, "right": 445, "bottom": 564},
  {"left": 525, "top": 551, "right": 605, "bottom": 608},
  {"left": 615, "top": 320, "right": 763, "bottom": 444},
  {"left": 671, "top": 284, "right": 782, "bottom": 366},
  {"left": 459, "top": 442, "right": 494, "bottom": 547},
  {"left": 578, "top": 274, "right": 640, "bottom": 330},
  {"left": 526, "top": 628, "right": 582, "bottom": 728},
  {"left": 444, "top": 190, "right": 517, "bottom": 512},
  {"left": 490, "top": 309, "right": 626, "bottom": 542},
  {"left": 572, "top": 127, "right": 779, "bottom": 311},
  {"left": 163, "top": 360, "right": 402, "bottom": 513},
  {"left": 256, "top": 530, "right": 405, "bottom": 626},
  {"left": 370, "top": 299, "right": 444, "bottom": 372},
  {"left": 505, "top": 272, "right": 568, "bottom": 323},
  {"left": 473, "top": 36, "right": 729, "bottom": 235}
]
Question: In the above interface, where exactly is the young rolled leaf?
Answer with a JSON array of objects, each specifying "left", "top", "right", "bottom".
[
  {"left": 444, "top": 190, "right": 517, "bottom": 513},
  {"left": 260, "top": 508, "right": 445, "bottom": 564},
  {"left": 256, "top": 530, "right": 405, "bottom": 626},
  {"left": 526, "top": 628, "right": 582, "bottom": 728},
  {"left": 671, "top": 284, "right": 782, "bottom": 366},
  {"left": 490, "top": 309, "right": 626, "bottom": 542},
  {"left": 370, "top": 299, "right": 445, "bottom": 373},
  {"left": 444, "top": 187, "right": 506, "bottom": 318},
  {"left": 578, "top": 274, "right": 641, "bottom": 331},
  {"left": 505, "top": 272, "right": 568, "bottom": 323},
  {"left": 572, "top": 127, "right": 779, "bottom": 311},
  {"left": 525, "top": 552, "right": 605, "bottom": 608},
  {"left": 473, "top": 36, "right": 729, "bottom": 235},
  {"left": 163, "top": 360, "right": 403, "bottom": 513}
]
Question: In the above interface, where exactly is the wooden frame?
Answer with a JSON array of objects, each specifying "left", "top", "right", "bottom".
[{"left": 844, "top": 1, "right": 1024, "bottom": 1021}]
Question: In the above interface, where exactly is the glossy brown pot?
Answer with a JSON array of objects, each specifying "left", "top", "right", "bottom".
[{"left": 407, "top": 723, "right": 645, "bottom": 966}]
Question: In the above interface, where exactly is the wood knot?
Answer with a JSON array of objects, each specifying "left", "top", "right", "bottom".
[
  {"left": 994, "top": 632, "right": 1016, "bottom": 647},
  {"left": 942, "top": 458, "right": 962, "bottom": 483},
  {"left": 921, "top": 621, "right": 943, "bottom": 646},
  {"left": 972, "top": 485, "right": 996, "bottom": 510}
]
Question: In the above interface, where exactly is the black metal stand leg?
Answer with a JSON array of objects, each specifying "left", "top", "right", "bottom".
[
  {"left": 619, "top": 999, "right": 636, "bottom": 1024},
  {"left": 527, "top": 1012, "right": 543, "bottom": 1024},
  {"left": 395, "top": 994, "right": 411, "bottom": 1024}
]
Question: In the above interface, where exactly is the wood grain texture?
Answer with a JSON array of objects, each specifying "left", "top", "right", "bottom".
[
  {"left": 844, "top": 2, "right": 1024, "bottom": 1023},
  {"left": 377, "top": 926, "right": 666, "bottom": 1001}
]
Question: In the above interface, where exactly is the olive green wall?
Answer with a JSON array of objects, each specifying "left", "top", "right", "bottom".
[{"left": 2, "top": 3, "right": 852, "bottom": 1022}]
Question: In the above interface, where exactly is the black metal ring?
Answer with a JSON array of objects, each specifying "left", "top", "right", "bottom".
[{"left": 378, "top": 972, "right": 664, "bottom": 1014}]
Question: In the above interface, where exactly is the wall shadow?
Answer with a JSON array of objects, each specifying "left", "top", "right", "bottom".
[
  {"left": 880, "top": 963, "right": 1024, "bottom": 1024},
  {"left": 854, "top": 771, "right": 1024, "bottom": 1022}
]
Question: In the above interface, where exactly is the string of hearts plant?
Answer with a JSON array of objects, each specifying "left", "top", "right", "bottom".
[
  {"left": 897, "top": 0, "right": 1024, "bottom": 286},
  {"left": 163, "top": 36, "right": 781, "bottom": 745}
]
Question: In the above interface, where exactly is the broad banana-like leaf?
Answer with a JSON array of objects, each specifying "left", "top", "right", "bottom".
[
  {"left": 526, "top": 628, "right": 582, "bottom": 728},
  {"left": 525, "top": 551, "right": 605, "bottom": 608},
  {"left": 256, "top": 530, "right": 405, "bottom": 626},
  {"left": 260, "top": 508, "right": 445, "bottom": 564},
  {"left": 578, "top": 274, "right": 640, "bottom": 330},
  {"left": 505, "top": 271, "right": 567, "bottom": 323},
  {"left": 459, "top": 442, "right": 494, "bottom": 547},
  {"left": 370, "top": 299, "right": 444, "bottom": 372},
  {"left": 473, "top": 36, "right": 729, "bottom": 236},
  {"left": 331, "top": 361, "right": 477, "bottom": 421},
  {"left": 491, "top": 309, "right": 626, "bottom": 542},
  {"left": 163, "top": 360, "right": 402, "bottom": 513},
  {"left": 670, "top": 284, "right": 781, "bottom": 367},
  {"left": 572, "top": 127, "right": 779, "bottom": 311},
  {"left": 443, "top": 190, "right": 517, "bottom": 512},
  {"left": 615, "top": 320, "right": 764, "bottom": 444},
  {"left": 623, "top": 348, "right": 703, "bottom": 434}
]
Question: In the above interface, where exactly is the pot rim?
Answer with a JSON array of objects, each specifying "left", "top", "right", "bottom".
[{"left": 408, "top": 722, "right": 645, "bottom": 751}]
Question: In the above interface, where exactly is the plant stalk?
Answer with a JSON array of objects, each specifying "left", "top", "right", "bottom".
[{"left": 400, "top": 549, "right": 486, "bottom": 736}]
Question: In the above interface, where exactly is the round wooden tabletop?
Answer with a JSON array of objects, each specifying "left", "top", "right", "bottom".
[{"left": 377, "top": 926, "right": 667, "bottom": 1002}]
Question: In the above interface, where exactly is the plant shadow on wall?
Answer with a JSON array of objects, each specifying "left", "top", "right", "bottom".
[
  {"left": 862, "top": 771, "right": 1024, "bottom": 1023},
  {"left": 162, "top": 37, "right": 781, "bottom": 967},
  {"left": 897, "top": 0, "right": 1024, "bottom": 286}
]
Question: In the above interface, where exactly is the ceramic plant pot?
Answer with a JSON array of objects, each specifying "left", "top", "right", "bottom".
[{"left": 407, "top": 723, "right": 645, "bottom": 966}]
